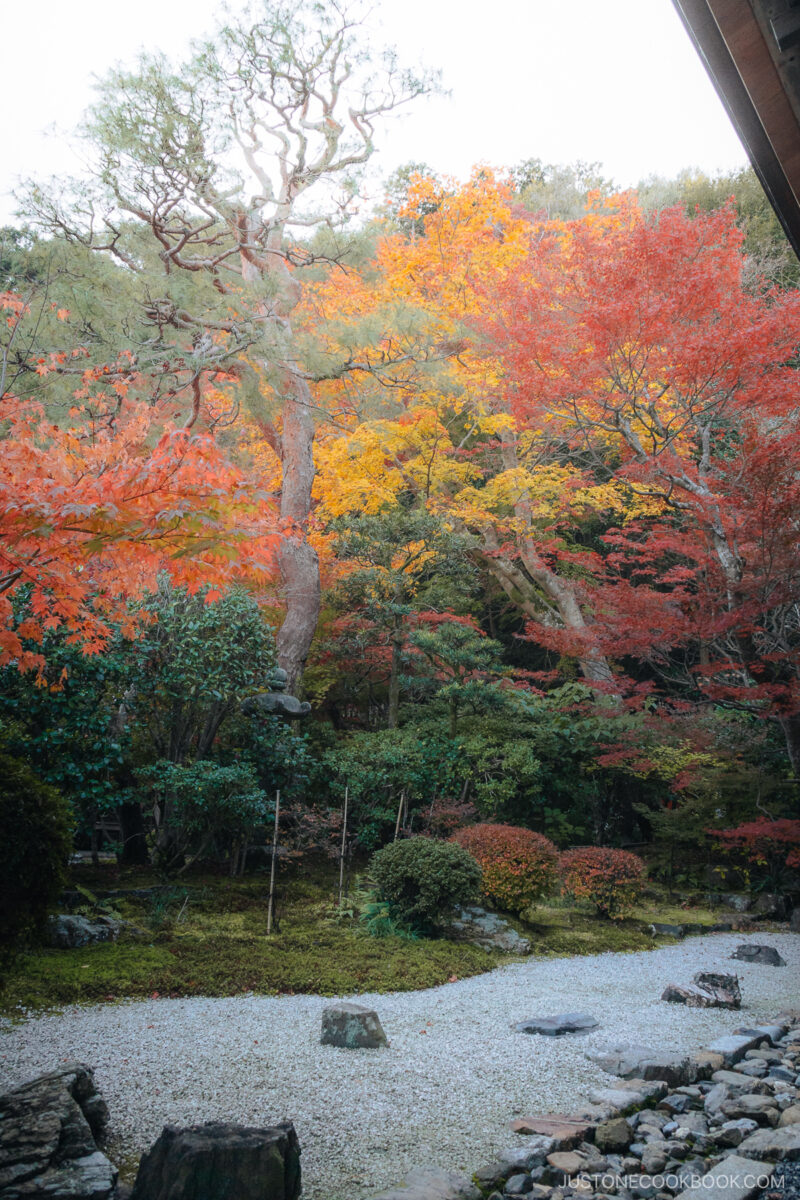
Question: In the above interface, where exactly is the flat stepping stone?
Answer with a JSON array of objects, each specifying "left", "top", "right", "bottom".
[
  {"left": 676, "top": 1152, "right": 773, "bottom": 1200},
  {"left": 514, "top": 1012, "right": 599, "bottom": 1036},
  {"left": 587, "top": 1043, "right": 697, "bottom": 1087},
  {"left": 731, "top": 944, "right": 786, "bottom": 967},
  {"left": 509, "top": 1116, "right": 594, "bottom": 1147},
  {"left": 320, "top": 1002, "right": 387, "bottom": 1049}
]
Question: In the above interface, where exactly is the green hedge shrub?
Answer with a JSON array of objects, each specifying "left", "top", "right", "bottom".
[
  {"left": 452, "top": 823, "right": 559, "bottom": 912},
  {"left": 0, "top": 754, "right": 73, "bottom": 957},
  {"left": 369, "top": 836, "right": 481, "bottom": 934}
]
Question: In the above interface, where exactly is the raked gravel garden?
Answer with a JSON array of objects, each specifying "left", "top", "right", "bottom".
[{"left": 2, "top": 931, "right": 799, "bottom": 1200}]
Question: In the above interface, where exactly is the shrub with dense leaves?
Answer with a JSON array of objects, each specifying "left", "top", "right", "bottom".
[
  {"left": 451, "top": 823, "right": 559, "bottom": 912},
  {"left": 369, "top": 836, "right": 481, "bottom": 933},
  {"left": 0, "top": 753, "right": 73, "bottom": 959},
  {"left": 560, "top": 846, "right": 646, "bottom": 918}
]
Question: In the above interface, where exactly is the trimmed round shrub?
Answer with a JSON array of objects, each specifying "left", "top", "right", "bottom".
[
  {"left": 369, "top": 836, "right": 482, "bottom": 933},
  {"left": 451, "top": 823, "right": 559, "bottom": 913},
  {"left": 0, "top": 754, "right": 73, "bottom": 957},
  {"left": 560, "top": 846, "right": 646, "bottom": 919}
]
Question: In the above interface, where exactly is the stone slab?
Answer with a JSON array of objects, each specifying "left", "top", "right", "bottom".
[
  {"left": 515, "top": 1013, "right": 599, "bottom": 1036},
  {"left": 676, "top": 1153, "right": 773, "bottom": 1200},
  {"left": 707, "top": 1034, "right": 767, "bottom": 1065}
]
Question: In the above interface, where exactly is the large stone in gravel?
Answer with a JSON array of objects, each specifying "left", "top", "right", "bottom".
[
  {"left": 0, "top": 1063, "right": 114, "bottom": 1200},
  {"left": 445, "top": 906, "right": 531, "bottom": 954},
  {"left": 662, "top": 973, "right": 741, "bottom": 1010},
  {"left": 368, "top": 1165, "right": 481, "bottom": 1200},
  {"left": 514, "top": 1013, "right": 599, "bottom": 1037},
  {"left": 736, "top": 1124, "right": 800, "bottom": 1160},
  {"left": 587, "top": 1044, "right": 697, "bottom": 1087},
  {"left": 730, "top": 945, "right": 786, "bottom": 967},
  {"left": 129, "top": 1121, "right": 301, "bottom": 1200},
  {"left": 676, "top": 1152, "right": 773, "bottom": 1200},
  {"left": 320, "top": 1002, "right": 388, "bottom": 1049},
  {"left": 47, "top": 913, "right": 123, "bottom": 949}
]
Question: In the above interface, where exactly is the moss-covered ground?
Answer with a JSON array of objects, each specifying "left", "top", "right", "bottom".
[{"left": 0, "top": 865, "right": 738, "bottom": 1015}]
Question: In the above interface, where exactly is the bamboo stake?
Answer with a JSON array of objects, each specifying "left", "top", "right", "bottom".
[
  {"left": 393, "top": 788, "right": 405, "bottom": 841},
  {"left": 267, "top": 789, "right": 280, "bottom": 935},
  {"left": 338, "top": 786, "right": 349, "bottom": 908}
]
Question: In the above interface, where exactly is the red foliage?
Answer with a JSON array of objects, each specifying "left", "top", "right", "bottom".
[
  {"left": 709, "top": 819, "right": 800, "bottom": 871},
  {"left": 476, "top": 198, "right": 800, "bottom": 770},
  {"left": 559, "top": 846, "right": 646, "bottom": 918},
  {"left": 451, "top": 822, "right": 558, "bottom": 912},
  {"left": 0, "top": 296, "right": 280, "bottom": 677},
  {"left": 420, "top": 797, "right": 477, "bottom": 839}
]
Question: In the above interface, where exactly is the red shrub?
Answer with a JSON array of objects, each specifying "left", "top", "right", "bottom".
[
  {"left": 709, "top": 819, "right": 800, "bottom": 872},
  {"left": 560, "top": 846, "right": 646, "bottom": 919},
  {"left": 420, "top": 798, "right": 477, "bottom": 839},
  {"left": 451, "top": 823, "right": 559, "bottom": 912}
]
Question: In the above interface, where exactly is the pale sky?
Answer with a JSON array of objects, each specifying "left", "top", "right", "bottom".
[{"left": 0, "top": 0, "right": 748, "bottom": 223}]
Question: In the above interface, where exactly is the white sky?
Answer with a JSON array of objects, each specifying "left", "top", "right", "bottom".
[{"left": 0, "top": 0, "right": 748, "bottom": 223}]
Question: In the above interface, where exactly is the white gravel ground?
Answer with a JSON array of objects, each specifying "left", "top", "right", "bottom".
[{"left": 1, "top": 932, "right": 798, "bottom": 1200}]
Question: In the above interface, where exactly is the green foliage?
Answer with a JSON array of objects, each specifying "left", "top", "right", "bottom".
[
  {"left": 0, "top": 593, "right": 131, "bottom": 833},
  {"left": 560, "top": 846, "right": 646, "bottom": 919},
  {"left": 139, "top": 760, "right": 270, "bottom": 869},
  {"left": 127, "top": 578, "right": 275, "bottom": 765},
  {"left": 409, "top": 620, "right": 508, "bottom": 734},
  {"left": 369, "top": 836, "right": 482, "bottom": 933},
  {"left": 452, "top": 823, "right": 559, "bottom": 912},
  {"left": 320, "top": 724, "right": 463, "bottom": 846},
  {"left": 0, "top": 754, "right": 73, "bottom": 958}
]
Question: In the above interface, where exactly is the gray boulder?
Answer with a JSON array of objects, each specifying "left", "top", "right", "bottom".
[
  {"left": 514, "top": 1013, "right": 599, "bottom": 1037},
  {"left": 662, "top": 972, "right": 741, "bottom": 1009},
  {"left": 731, "top": 944, "right": 786, "bottom": 967},
  {"left": 447, "top": 906, "right": 531, "bottom": 954},
  {"left": 129, "top": 1121, "right": 301, "bottom": 1200},
  {"left": 320, "top": 1002, "right": 388, "bottom": 1049},
  {"left": 47, "top": 914, "right": 122, "bottom": 950},
  {"left": 0, "top": 1063, "right": 115, "bottom": 1199}
]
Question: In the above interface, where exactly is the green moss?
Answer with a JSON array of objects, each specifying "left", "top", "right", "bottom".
[{"left": 0, "top": 866, "right": 728, "bottom": 1014}]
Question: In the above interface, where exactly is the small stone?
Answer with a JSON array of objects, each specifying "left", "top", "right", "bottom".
[
  {"left": 595, "top": 1120, "right": 633, "bottom": 1154},
  {"left": 720, "top": 1094, "right": 780, "bottom": 1125},
  {"left": 659, "top": 1095, "right": 692, "bottom": 1116},
  {"left": 546, "top": 1152, "right": 587, "bottom": 1178},
  {"left": 734, "top": 1061, "right": 768, "bottom": 1078},
  {"left": 731, "top": 944, "right": 786, "bottom": 967},
  {"left": 515, "top": 1014, "right": 599, "bottom": 1037},
  {"left": 320, "top": 1002, "right": 387, "bottom": 1049},
  {"left": 715, "top": 1118, "right": 759, "bottom": 1147},
  {"left": 509, "top": 1119, "right": 590, "bottom": 1150},
  {"left": 505, "top": 1174, "right": 534, "bottom": 1196},
  {"left": 779, "top": 1105, "right": 800, "bottom": 1127}
]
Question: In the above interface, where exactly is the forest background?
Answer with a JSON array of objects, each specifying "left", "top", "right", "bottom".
[{"left": 2, "top": 0, "right": 800, "bottom": 926}]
